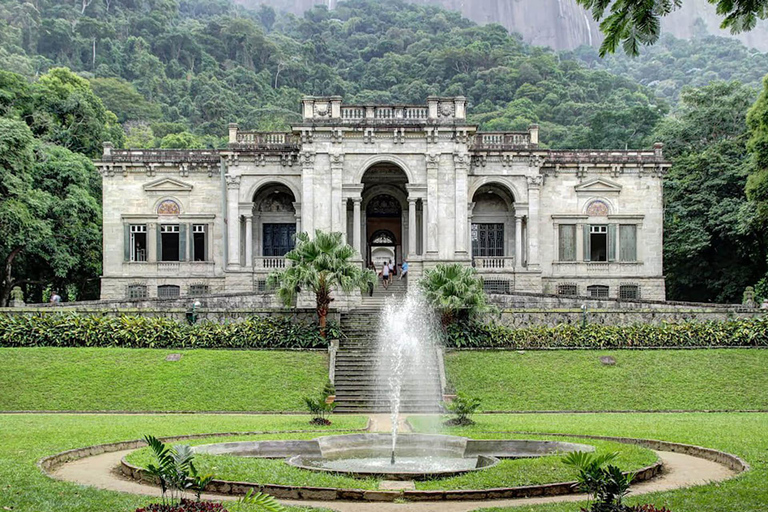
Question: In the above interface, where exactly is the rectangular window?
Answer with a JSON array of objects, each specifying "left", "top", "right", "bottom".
[
  {"left": 620, "top": 285, "right": 639, "bottom": 300},
  {"left": 127, "top": 285, "right": 147, "bottom": 299},
  {"left": 557, "top": 284, "right": 578, "bottom": 296},
  {"left": 130, "top": 225, "right": 147, "bottom": 262},
  {"left": 263, "top": 223, "right": 296, "bottom": 257},
  {"left": 160, "top": 224, "right": 180, "bottom": 262},
  {"left": 558, "top": 224, "right": 577, "bottom": 261},
  {"left": 157, "top": 285, "right": 180, "bottom": 299},
  {"left": 589, "top": 225, "right": 608, "bottom": 262},
  {"left": 471, "top": 223, "right": 505, "bottom": 257},
  {"left": 587, "top": 285, "right": 609, "bottom": 298},
  {"left": 192, "top": 224, "right": 207, "bottom": 262},
  {"left": 620, "top": 225, "right": 637, "bottom": 262},
  {"left": 189, "top": 284, "right": 209, "bottom": 296}
]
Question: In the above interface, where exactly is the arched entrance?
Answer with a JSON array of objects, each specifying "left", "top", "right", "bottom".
[
  {"left": 358, "top": 163, "right": 409, "bottom": 266},
  {"left": 470, "top": 184, "right": 517, "bottom": 267},
  {"left": 251, "top": 184, "right": 297, "bottom": 267}
]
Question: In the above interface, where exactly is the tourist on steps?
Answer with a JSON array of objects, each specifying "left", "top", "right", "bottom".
[
  {"left": 382, "top": 260, "right": 390, "bottom": 289},
  {"left": 400, "top": 259, "right": 408, "bottom": 280},
  {"left": 367, "top": 262, "right": 376, "bottom": 296}
]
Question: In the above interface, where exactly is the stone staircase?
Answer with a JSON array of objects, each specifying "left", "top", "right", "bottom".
[
  {"left": 333, "top": 279, "right": 444, "bottom": 413},
  {"left": 359, "top": 275, "right": 409, "bottom": 308}
]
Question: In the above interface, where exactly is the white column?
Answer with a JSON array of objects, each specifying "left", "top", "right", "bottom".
[
  {"left": 421, "top": 199, "right": 428, "bottom": 256},
  {"left": 515, "top": 215, "right": 523, "bottom": 270},
  {"left": 454, "top": 154, "right": 469, "bottom": 257},
  {"left": 526, "top": 176, "right": 542, "bottom": 269},
  {"left": 292, "top": 202, "right": 302, "bottom": 235},
  {"left": 352, "top": 197, "right": 362, "bottom": 256},
  {"left": 340, "top": 199, "right": 347, "bottom": 243},
  {"left": 226, "top": 175, "right": 241, "bottom": 268},
  {"left": 244, "top": 213, "right": 253, "bottom": 268},
  {"left": 301, "top": 151, "right": 315, "bottom": 236},
  {"left": 148, "top": 223, "right": 157, "bottom": 263},
  {"left": 467, "top": 202, "right": 475, "bottom": 259},
  {"left": 330, "top": 154, "right": 344, "bottom": 231},
  {"left": 426, "top": 154, "right": 439, "bottom": 255},
  {"left": 408, "top": 198, "right": 417, "bottom": 258}
]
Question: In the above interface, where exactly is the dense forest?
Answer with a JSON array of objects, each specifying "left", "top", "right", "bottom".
[{"left": 0, "top": 0, "right": 767, "bottom": 304}]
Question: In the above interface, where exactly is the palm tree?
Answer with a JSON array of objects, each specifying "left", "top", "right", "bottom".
[
  {"left": 420, "top": 263, "right": 497, "bottom": 326},
  {"left": 268, "top": 230, "right": 376, "bottom": 333}
]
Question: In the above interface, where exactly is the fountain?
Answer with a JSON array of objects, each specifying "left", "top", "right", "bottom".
[{"left": 375, "top": 291, "right": 442, "bottom": 466}]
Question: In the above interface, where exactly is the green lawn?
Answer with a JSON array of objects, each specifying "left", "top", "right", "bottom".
[
  {"left": 125, "top": 433, "right": 656, "bottom": 491},
  {"left": 0, "top": 414, "right": 367, "bottom": 512},
  {"left": 446, "top": 349, "right": 768, "bottom": 411},
  {"left": 409, "top": 412, "right": 768, "bottom": 512},
  {"left": 0, "top": 348, "right": 329, "bottom": 411}
]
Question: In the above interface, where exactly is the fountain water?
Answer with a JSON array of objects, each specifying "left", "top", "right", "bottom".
[{"left": 376, "top": 291, "right": 442, "bottom": 465}]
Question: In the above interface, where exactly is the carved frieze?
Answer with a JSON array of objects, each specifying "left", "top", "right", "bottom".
[
  {"left": 225, "top": 174, "right": 241, "bottom": 189},
  {"left": 526, "top": 175, "right": 544, "bottom": 188}
]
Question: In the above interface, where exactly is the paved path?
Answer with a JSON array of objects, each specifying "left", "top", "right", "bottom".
[{"left": 52, "top": 446, "right": 736, "bottom": 512}]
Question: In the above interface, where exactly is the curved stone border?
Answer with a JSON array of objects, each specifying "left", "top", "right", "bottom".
[
  {"left": 41, "top": 430, "right": 748, "bottom": 503},
  {"left": 37, "top": 427, "right": 369, "bottom": 476},
  {"left": 114, "top": 434, "right": 663, "bottom": 502}
]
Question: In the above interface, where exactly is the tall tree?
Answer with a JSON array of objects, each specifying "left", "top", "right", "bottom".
[
  {"left": 746, "top": 73, "right": 768, "bottom": 298},
  {"left": 657, "top": 81, "right": 764, "bottom": 302}
]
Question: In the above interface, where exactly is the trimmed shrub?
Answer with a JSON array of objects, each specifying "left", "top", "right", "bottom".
[
  {"left": 445, "top": 318, "right": 768, "bottom": 349},
  {"left": 0, "top": 314, "right": 336, "bottom": 349}
]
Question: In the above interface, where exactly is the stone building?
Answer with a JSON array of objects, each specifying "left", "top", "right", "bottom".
[{"left": 96, "top": 96, "right": 670, "bottom": 302}]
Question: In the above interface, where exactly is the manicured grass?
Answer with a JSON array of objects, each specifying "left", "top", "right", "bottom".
[
  {"left": 0, "top": 348, "right": 329, "bottom": 411},
  {"left": 125, "top": 434, "right": 656, "bottom": 491},
  {"left": 446, "top": 349, "right": 768, "bottom": 411},
  {"left": 409, "top": 413, "right": 768, "bottom": 512},
  {"left": 0, "top": 414, "right": 367, "bottom": 512}
]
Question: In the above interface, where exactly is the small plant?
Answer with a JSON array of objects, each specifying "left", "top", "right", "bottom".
[
  {"left": 563, "top": 451, "right": 635, "bottom": 512},
  {"left": 630, "top": 506, "right": 672, "bottom": 512},
  {"left": 135, "top": 499, "right": 227, "bottom": 512},
  {"left": 229, "top": 489, "right": 286, "bottom": 512},
  {"left": 143, "top": 436, "right": 209, "bottom": 506},
  {"left": 304, "top": 395, "right": 336, "bottom": 425},
  {"left": 443, "top": 394, "right": 481, "bottom": 426}
]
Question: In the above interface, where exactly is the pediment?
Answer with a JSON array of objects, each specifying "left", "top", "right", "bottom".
[
  {"left": 574, "top": 178, "right": 622, "bottom": 194},
  {"left": 143, "top": 178, "right": 193, "bottom": 193}
]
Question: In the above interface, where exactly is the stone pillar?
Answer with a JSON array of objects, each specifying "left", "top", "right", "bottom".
[
  {"left": 292, "top": 202, "right": 302, "bottom": 235},
  {"left": 226, "top": 174, "right": 241, "bottom": 268},
  {"left": 352, "top": 197, "right": 362, "bottom": 256},
  {"left": 228, "top": 123, "right": 238, "bottom": 144},
  {"left": 244, "top": 213, "right": 253, "bottom": 268},
  {"left": 467, "top": 202, "right": 476, "bottom": 258},
  {"left": 408, "top": 198, "right": 417, "bottom": 258},
  {"left": 421, "top": 199, "right": 428, "bottom": 256},
  {"left": 526, "top": 176, "right": 542, "bottom": 269},
  {"left": 301, "top": 151, "right": 315, "bottom": 236},
  {"left": 330, "top": 154, "right": 344, "bottom": 232},
  {"left": 454, "top": 154, "right": 469, "bottom": 257},
  {"left": 426, "top": 154, "right": 439, "bottom": 255},
  {"left": 147, "top": 222, "right": 157, "bottom": 263},
  {"left": 515, "top": 215, "right": 523, "bottom": 270}
]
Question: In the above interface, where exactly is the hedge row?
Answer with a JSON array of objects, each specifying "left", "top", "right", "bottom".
[
  {"left": 0, "top": 314, "right": 334, "bottom": 349},
  {"left": 445, "top": 317, "right": 768, "bottom": 349}
]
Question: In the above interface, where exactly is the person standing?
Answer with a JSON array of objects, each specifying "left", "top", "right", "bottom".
[
  {"left": 50, "top": 290, "right": 62, "bottom": 304},
  {"left": 381, "top": 259, "right": 390, "bottom": 289},
  {"left": 367, "top": 262, "right": 376, "bottom": 296},
  {"left": 399, "top": 259, "right": 408, "bottom": 280}
]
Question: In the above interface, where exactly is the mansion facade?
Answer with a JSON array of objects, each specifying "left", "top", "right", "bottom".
[{"left": 96, "top": 96, "right": 669, "bottom": 302}]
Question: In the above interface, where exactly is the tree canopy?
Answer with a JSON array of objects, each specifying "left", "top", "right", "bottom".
[{"left": 576, "top": 0, "right": 768, "bottom": 56}]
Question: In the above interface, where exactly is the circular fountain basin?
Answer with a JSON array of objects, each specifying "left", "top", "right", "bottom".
[{"left": 193, "top": 433, "right": 594, "bottom": 481}]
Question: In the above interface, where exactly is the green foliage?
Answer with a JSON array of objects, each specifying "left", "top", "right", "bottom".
[
  {"left": 563, "top": 450, "right": 634, "bottom": 511},
  {"left": 303, "top": 395, "right": 335, "bottom": 425},
  {"left": 443, "top": 318, "right": 768, "bottom": 349},
  {"left": 443, "top": 394, "right": 481, "bottom": 425},
  {"left": 575, "top": 0, "right": 767, "bottom": 56},
  {"left": 655, "top": 81, "right": 764, "bottom": 303},
  {"left": 0, "top": 314, "right": 332, "bottom": 349},
  {"left": 420, "top": 263, "right": 496, "bottom": 326},
  {"left": 268, "top": 230, "right": 376, "bottom": 330},
  {"left": 231, "top": 489, "right": 285, "bottom": 512}
]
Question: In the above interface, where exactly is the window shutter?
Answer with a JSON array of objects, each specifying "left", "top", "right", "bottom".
[
  {"left": 179, "top": 224, "right": 187, "bottom": 262},
  {"left": 203, "top": 225, "right": 209, "bottom": 262},
  {"left": 620, "top": 225, "right": 637, "bottom": 262},
  {"left": 157, "top": 227, "right": 163, "bottom": 261},
  {"left": 583, "top": 224, "right": 591, "bottom": 262},
  {"left": 124, "top": 225, "right": 131, "bottom": 261},
  {"left": 608, "top": 224, "right": 617, "bottom": 261}
]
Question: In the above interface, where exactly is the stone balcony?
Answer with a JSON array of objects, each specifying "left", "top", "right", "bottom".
[
  {"left": 551, "top": 261, "right": 645, "bottom": 276},
  {"left": 473, "top": 256, "right": 516, "bottom": 272}
]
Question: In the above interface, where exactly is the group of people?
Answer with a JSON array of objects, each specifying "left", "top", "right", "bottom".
[{"left": 368, "top": 259, "right": 408, "bottom": 292}]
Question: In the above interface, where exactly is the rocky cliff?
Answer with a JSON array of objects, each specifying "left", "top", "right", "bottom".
[{"left": 246, "top": 0, "right": 768, "bottom": 51}]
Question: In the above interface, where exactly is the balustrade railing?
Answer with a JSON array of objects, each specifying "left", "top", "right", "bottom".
[
  {"left": 473, "top": 257, "right": 515, "bottom": 269},
  {"left": 107, "top": 150, "right": 221, "bottom": 163},
  {"left": 234, "top": 131, "right": 297, "bottom": 147},
  {"left": 254, "top": 257, "right": 287, "bottom": 270},
  {"left": 472, "top": 132, "right": 532, "bottom": 149}
]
